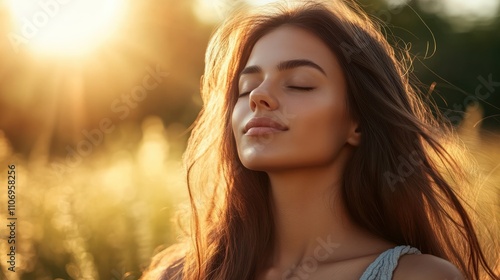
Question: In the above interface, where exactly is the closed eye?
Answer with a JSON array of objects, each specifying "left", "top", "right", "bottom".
[
  {"left": 287, "top": 86, "right": 315, "bottom": 91},
  {"left": 238, "top": 86, "right": 315, "bottom": 97},
  {"left": 238, "top": 91, "right": 251, "bottom": 98}
]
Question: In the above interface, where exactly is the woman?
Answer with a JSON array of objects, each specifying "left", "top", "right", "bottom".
[{"left": 143, "top": 0, "right": 499, "bottom": 279}]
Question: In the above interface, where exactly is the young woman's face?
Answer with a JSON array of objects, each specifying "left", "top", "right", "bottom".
[{"left": 232, "top": 25, "right": 360, "bottom": 172}]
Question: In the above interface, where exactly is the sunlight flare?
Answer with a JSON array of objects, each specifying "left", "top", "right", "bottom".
[{"left": 6, "top": 0, "right": 127, "bottom": 56}]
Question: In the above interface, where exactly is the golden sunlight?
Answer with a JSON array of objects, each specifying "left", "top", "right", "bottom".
[
  {"left": 6, "top": 0, "right": 126, "bottom": 56},
  {"left": 193, "top": 0, "right": 279, "bottom": 23}
]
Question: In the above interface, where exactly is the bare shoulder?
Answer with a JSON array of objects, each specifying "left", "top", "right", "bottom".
[
  {"left": 393, "top": 253, "right": 465, "bottom": 280},
  {"left": 141, "top": 243, "right": 187, "bottom": 280}
]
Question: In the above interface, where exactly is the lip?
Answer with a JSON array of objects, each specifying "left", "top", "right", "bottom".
[{"left": 243, "top": 117, "right": 289, "bottom": 136}]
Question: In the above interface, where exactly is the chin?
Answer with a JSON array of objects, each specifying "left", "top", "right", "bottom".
[
  {"left": 240, "top": 158, "right": 272, "bottom": 171},
  {"left": 240, "top": 157, "right": 299, "bottom": 172},
  {"left": 239, "top": 156, "right": 280, "bottom": 172}
]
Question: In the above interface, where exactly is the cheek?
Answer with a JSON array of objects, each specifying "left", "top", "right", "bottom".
[{"left": 295, "top": 102, "right": 350, "bottom": 152}]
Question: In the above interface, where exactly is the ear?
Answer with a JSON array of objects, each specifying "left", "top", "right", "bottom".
[{"left": 346, "top": 122, "right": 361, "bottom": 147}]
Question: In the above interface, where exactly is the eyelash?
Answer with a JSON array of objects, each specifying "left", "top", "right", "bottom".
[
  {"left": 288, "top": 86, "right": 315, "bottom": 91},
  {"left": 238, "top": 86, "right": 315, "bottom": 97}
]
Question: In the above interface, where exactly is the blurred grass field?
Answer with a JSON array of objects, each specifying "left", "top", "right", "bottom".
[
  {"left": 0, "top": 116, "right": 192, "bottom": 280},
  {"left": 0, "top": 108, "right": 499, "bottom": 280}
]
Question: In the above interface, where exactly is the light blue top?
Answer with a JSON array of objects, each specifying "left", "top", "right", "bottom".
[{"left": 359, "top": 245, "right": 421, "bottom": 280}]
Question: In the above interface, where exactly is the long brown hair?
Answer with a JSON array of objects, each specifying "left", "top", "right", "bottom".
[{"left": 145, "top": 1, "right": 500, "bottom": 279}]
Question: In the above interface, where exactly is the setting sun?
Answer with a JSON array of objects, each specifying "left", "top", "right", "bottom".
[{"left": 6, "top": 0, "right": 126, "bottom": 56}]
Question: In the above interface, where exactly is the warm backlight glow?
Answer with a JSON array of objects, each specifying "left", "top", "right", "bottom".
[
  {"left": 6, "top": 0, "right": 126, "bottom": 56},
  {"left": 193, "top": 0, "right": 279, "bottom": 24}
]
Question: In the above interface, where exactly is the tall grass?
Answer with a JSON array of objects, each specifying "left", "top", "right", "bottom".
[{"left": 0, "top": 116, "right": 189, "bottom": 280}]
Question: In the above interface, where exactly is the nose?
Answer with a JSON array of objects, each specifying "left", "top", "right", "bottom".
[{"left": 249, "top": 85, "right": 279, "bottom": 112}]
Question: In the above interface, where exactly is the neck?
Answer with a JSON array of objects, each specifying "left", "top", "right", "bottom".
[
  {"left": 256, "top": 149, "right": 396, "bottom": 279},
  {"left": 267, "top": 164, "right": 352, "bottom": 267}
]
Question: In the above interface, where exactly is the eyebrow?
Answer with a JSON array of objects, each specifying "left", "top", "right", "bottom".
[{"left": 239, "top": 59, "right": 327, "bottom": 77}]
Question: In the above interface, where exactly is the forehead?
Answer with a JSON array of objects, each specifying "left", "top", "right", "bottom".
[{"left": 245, "top": 25, "right": 341, "bottom": 76}]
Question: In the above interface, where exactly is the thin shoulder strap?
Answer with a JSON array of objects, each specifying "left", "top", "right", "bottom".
[{"left": 359, "top": 245, "right": 421, "bottom": 280}]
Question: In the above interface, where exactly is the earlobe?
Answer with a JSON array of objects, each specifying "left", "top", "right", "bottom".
[{"left": 347, "top": 126, "right": 361, "bottom": 146}]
